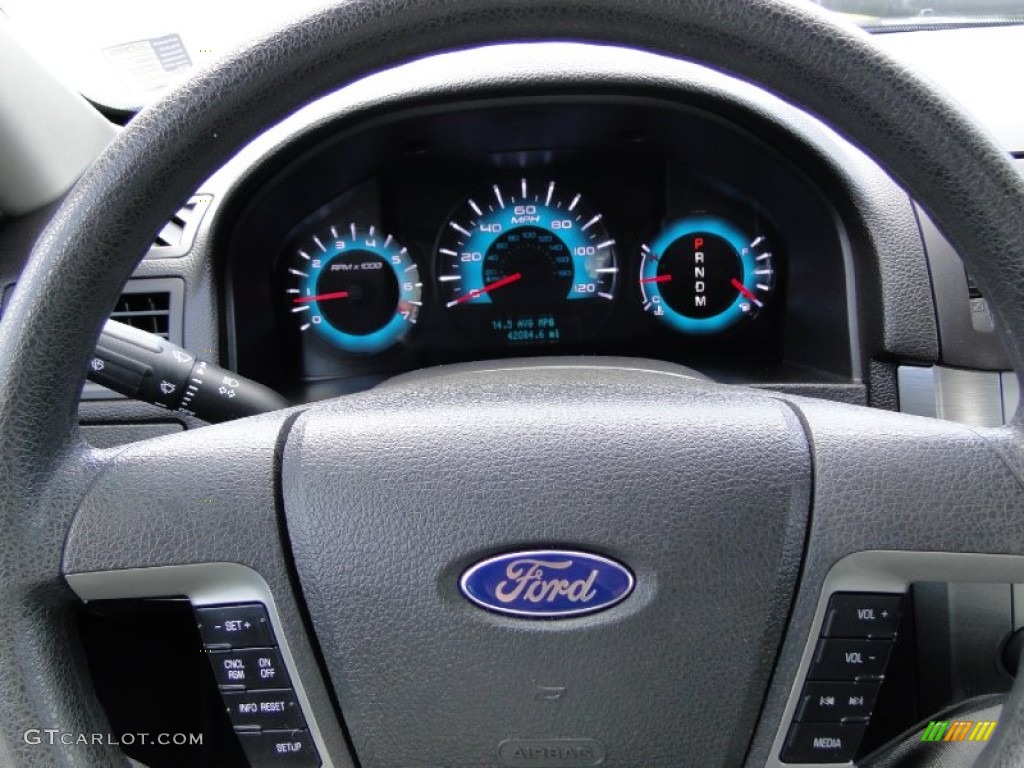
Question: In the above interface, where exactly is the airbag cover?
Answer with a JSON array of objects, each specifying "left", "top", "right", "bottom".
[{"left": 282, "top": 366, "right": 810, "bottom": 767}]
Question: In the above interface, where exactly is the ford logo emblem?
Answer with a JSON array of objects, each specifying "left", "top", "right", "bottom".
[{"left": 459, "top": 550, "right": 635, "bottom": 618}]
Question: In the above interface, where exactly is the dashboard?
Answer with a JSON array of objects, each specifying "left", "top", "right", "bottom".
[
  {"left": 2, "top": 18, "right": 1024, "bottom": 768},
  {"left": 224, "top": 96, "right": 856, "bottom": 402}
]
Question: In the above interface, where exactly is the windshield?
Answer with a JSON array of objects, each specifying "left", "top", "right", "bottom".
[{"left": 2, "top": 0, "right": 1023, "bottom": 111}]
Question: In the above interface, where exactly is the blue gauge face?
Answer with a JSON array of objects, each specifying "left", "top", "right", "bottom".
[
  {"left": 639, "top": 215, "right": 774, "bottom": 336},
  {"left": 437, "top": 179, "right": 617, "bottom": 345},
  {"left": 286, "top": 223, "right": 421, "bottom": 354}
]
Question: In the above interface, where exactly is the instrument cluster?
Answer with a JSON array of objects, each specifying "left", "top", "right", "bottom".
[
  {"left": 276, "top": 143, "right": 783, "bottom": 379},
  {"left": 225, "top": 98, "right": 856, "bottom": 400}
]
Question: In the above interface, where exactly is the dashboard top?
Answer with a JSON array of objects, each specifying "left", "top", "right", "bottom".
[
  {"left": 875, "top": 25, "right": 1024, "bottom": 153},
  {"left": 8, "top": 33, "right": 1018, "bottom": 417}
]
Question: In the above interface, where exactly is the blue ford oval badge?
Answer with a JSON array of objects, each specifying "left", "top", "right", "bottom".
[{"left": 459, "top": 550, "right": 634, "bottom": 618}]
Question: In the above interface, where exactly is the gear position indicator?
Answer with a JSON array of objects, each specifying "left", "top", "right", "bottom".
[{"left": 639, "top": 214, "right": 774, "bottom": 336}]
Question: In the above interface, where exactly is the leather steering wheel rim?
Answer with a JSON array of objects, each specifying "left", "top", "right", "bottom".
[{"left": 3, "top": 1, "right": 1024, "bottom": 766}]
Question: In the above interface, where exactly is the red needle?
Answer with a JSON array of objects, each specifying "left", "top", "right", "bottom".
[
  {"left": 730, "top": 278, "right": 761, "bottom": 305},
  {"left": 449, "top": 272, "right": 523, "bottom": 306},
  {"left": 640, "top": 275, "right": 673, "bottom": 284},
  {"left": 293, "top": 290, "right": 349, "bottom": 304}
]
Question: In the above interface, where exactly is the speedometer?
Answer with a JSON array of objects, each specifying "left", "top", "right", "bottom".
[{"left": 437, "top": 178, "right": 617, "bottom": 345}]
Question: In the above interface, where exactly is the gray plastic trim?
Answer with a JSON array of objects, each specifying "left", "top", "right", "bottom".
[
  {"left": 1013, "top": 585, "right": 1024, "bottom": 632},
  {"left": 915, "top": 204, "right": 1010, "bottom": 371},
  {"left": 897, "top": 365, "right": 1017, "bottom": 426},
  {"left": 766, "top": 550, "right": 1024, "bottom": 768},
  {"left": 934, "top": 368, "right": 1005, "bottom": 426},
  {"left": 0, "top": 16, "right": 116, "bottom": 215},
  {"left": 837, "top": 222, "right": 865, "bottom": 386},
  {"left": 896, "top": 365, "right": 938, "bottom": 419},
  {"left": 66, "top": 563, "right": 337, "bottom": 768},
  {"left": 1002, "top": 372, "right": 1020, "bottom": 418},
  {"left": 147, "top": 195, "right": 214, "bottom": 259}
]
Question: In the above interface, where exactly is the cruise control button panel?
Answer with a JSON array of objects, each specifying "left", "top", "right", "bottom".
[
  {"left": 781, "top": 592, "right": 904, "bottom": 764},
  {"left": 195, "top": 601, "right": 321, "bottom": 767},
  {"left": 196, "top": 603, "right": 274, "bottom": 649},
  {"left": 209, "top": 647, "right": 290, "bottom": 691}
]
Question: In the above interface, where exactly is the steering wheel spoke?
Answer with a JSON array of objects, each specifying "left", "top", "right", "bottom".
[
  {"left": 793, "top": 397, "right": 1024, "bottom": 558},
  {"left": 740, "top": 397, "right": 1024, "bottom": 766},
  {"left": 61, "top": 410, "right": 352, "bottom": 767},
  {"left": 64, "top": 412, "right": 289, "bottom": 575}
]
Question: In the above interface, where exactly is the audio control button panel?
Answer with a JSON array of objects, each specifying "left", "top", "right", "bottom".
[{"left": 780, "top": 592, "right": 904, "bottom": 764}]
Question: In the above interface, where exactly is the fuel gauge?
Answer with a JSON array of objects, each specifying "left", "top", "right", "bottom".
[{"left": 639, "top": 214, "right": 774, "bottom": 336}]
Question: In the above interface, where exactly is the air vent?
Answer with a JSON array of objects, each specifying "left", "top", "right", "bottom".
[
  {"left": 110, "top": 278, "right": 184, "bottom": 344},
  {"left": 82, "top": 277, "right": 185, "bottom": 401},
  {"left": 110, "top": 291, "right": 171, "bottom": 338},
  {"left": 148, "top": 195, "right": 212, "bottom": 257}
]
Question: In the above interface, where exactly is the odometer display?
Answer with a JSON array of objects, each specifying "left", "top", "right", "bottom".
[{"left": 437, "top": 179, "right": 618, "bottom": 345}]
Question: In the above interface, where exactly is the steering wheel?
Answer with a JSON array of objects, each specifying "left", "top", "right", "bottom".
[{"left": 4, "top": 1, "right": 1024, "bottom": 766}]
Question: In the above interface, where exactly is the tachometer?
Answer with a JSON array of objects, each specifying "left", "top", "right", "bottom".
[
  {"left": 286, "top": 223, "right": 421, "bottom": 354},
  {"left": 437, "top": 179, "right": 617, "bottom": 345},
  {"left": 639, "top": 214, "right": 774, "bottom": 335}
]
